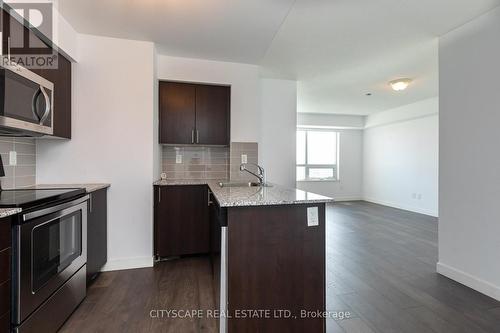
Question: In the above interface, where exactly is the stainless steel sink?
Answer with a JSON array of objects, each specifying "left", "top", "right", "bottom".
[{"left": 218, "top": 182, "right": 272, "bottom": 188}]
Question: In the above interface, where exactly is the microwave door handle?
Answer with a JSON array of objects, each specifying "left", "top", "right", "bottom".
[
  {"left": 31, "top": 87, "right": 42, "bottom": 122},
  {"left": 39, "top": 86, "right": 51, "bottom": 124}
]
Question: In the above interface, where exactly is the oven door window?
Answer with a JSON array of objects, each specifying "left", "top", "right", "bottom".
[{"left": 31, "top": 211, "right": 82, "bottom": 293}]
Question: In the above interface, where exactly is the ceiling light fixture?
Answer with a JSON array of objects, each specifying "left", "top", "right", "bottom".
[{"left": 389, "top": 78, "right": 412, "bottom": 91}]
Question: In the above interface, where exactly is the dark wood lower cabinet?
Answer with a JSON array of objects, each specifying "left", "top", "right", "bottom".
[
  {"left": 155, "top": 185, "right": 325, "bottom": 332},
  {"left": 0, "top": 217, "right": 11, "bottom": 333},
  {"left": 0, "top": 280, "right": 9, "bottom": 318},
  {"left": 154, "top": 185, "right": 210, "bottom": 257},
  {"left": 0, "top": 312, "right": 9, "bottom": 333},
  {"left": 209, "top": 192, "right": 223, "bottom": 322},
  {"left": 226, "top": 204, "right": 326, "bottom": 333},
  {"left": 87, "top": 188, "right": 108, "bottom": 285}
]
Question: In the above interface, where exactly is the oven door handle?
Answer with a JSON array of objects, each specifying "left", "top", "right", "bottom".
[
  {"left": 39, "top": 86, "right": 51, "bottom": 124},
  {"left": 31, "top": 87, "right": 42, "bottom": 122},
  {"left": 23, "top": 195, "right": 89, "bottom": 222}
]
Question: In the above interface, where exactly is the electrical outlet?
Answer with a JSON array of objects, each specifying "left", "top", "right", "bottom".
[
  {"left": 412, "top": 193, "right": 417, "bottom": 199},
  {"left": 241, "top": 154, "right": 248, "bottom": 164},
  {"left": 9, "top": 151, "right": 17, "bottom": 166},
  {"left": 307, "top": 207, "right": 319, "bottom": 227},
  {"left": 417, "top": 194, "right": 422, "bottom": 200},
  {"left": 176, "top": 154, "right": 182, "bottom": 164}
]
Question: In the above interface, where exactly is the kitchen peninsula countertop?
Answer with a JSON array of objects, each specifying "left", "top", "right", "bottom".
[
  {"left": 0, "top": 207, "right": 22, "bottom": 218},
  {"left": 154, "top": 179, "right": 334, "bottom": 207}
]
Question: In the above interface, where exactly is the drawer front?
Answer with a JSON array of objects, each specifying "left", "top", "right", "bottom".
[
  {"left": 0, "top": 218, "right": 10, "bottom": 251},
  {"left": 0, "top": 280, "right": 9, "bottom": 316},
  {"left": 0, "top": 249, "right": 10, "bottom": 285}
]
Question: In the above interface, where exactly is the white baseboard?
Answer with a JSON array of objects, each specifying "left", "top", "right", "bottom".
[
  {"left": 101, "top": 256, "right": 154, "bottom": 272},
  {"left": 363, "top": 197, "right": 438, "bottom": 217},
  {"left": 437, "top": 262, "right": 500, "bottom": 301}
]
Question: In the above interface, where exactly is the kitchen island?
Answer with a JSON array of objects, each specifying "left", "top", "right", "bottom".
[{"left": 154, "top": 180, "right": 334, "bottom": 333}]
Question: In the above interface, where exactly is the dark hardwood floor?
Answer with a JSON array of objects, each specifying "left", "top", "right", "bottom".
[
  {"left": 60, "top": 257, "right": 216, "bottom": 333},
  {"left": 61, "top": 201, "right": 500, "bottom": 332},
  {"left": 326, "top": 201, "right": 500, "bottom": 333}
]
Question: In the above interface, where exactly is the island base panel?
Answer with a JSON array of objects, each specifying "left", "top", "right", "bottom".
[{"left": 226, "top": 204, "right": 326, "bottom": 333}]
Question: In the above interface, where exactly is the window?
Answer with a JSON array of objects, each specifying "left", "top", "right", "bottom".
[{"left": 296, "top": 129, "right": 339, "bottom": 181}]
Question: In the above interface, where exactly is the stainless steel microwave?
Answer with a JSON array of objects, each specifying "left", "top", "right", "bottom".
[{"left": 0, "top": 60, "right": 54, "bottom": 136}]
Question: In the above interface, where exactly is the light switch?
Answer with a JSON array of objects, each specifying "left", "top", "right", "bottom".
[
  {"left": 9, "top": 151, "right": 17, "bottom": 166},
  {"left": 176, "top": 154, "right": 182, "bottom": 164},
  {"left": 307, "top": 207, "right": 319, "bottom": 227},
  {"left": 241, "top": 154, "right": 247, "bottom": 164}
]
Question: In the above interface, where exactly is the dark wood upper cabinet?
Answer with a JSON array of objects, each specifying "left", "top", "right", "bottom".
[
  {"left": 154, "top": 185, "right": 210, "bottom": 257},
  {"left": 159, "top": 81, "right": 230, "bottom": 145},
  {"left": 42, "top": 53, "right": 72, "bottom": 139},
  {"left": 195, "top": 84, "right": 230, "bottom": 145},
  {"left": 159, "top": 82, "right": 196, "bottom": 145}
]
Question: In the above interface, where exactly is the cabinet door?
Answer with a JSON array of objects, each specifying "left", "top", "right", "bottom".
[
  {"left": 159, "top": 82, "right": 196, "bottom": 144},
  {"left": 195, "top": 85, "right": 230, "bottom": 145},
  {"left": 155, "top": 185, "right": 209, "bottom": 257},
  {"left": 0, "top": 217, "right": 11, "bottom": 333},
  {"left": 43, "top": 54, "right": 72, "bottom": 139},
  {"left": 87, "top": 189, "right": 108, "bottom": 284},
  {"left": 2, "top": 8, "right": 50, "bottom": 60},
  {"left": 0, "top": 312, "right": 10, "bottom": 333}
]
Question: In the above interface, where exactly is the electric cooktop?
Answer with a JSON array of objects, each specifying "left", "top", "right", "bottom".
[{"left": 0, "top": 188, "right": 86, "bottom": 210}]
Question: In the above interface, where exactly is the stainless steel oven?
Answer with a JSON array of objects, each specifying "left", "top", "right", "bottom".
[
  {"left": 0, "top": 60, "right": 54, "bottom": 136},
  {"left": 12, "top": 195, "right": 88, "bottom": 332}
]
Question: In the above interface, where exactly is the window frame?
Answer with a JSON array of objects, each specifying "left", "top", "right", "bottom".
[{"left": 296, "top": 129, "right": 340, "bottom": 182}]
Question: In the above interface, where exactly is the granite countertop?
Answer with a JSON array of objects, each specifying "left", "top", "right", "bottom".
[
  {"left": 31, "top": 183, "right": 111, "bottom": 193},
  {"left": 0, "top": 207, "right": 22, "bottom": 218},
  {"left": 154, "top": 179, "right": 334, "bottom": 207},
  {"left": 153, "top": 179, "right": 221, "bottom": 186}
]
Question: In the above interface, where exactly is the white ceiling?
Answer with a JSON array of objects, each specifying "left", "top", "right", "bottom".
[
  {"left": 56, "top": 0, "right": 296, "bottom": 64},
  {"left": 56, "top": 0, "right": 500, "bottom": 115}
]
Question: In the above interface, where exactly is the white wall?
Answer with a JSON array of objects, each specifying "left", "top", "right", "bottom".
[
  {"left": 297, "top": 113, "right": 365, "bottom": 129},
  {"left": 363, "top": 97, "right": 439, "bottom": 216},
  {"left": 153, "top": 47, "right": 161, "bottom": 181},
  {"left": 297, "top": 129, "right": 364, "bottom": 200},
  {"left": 157, "top": 55, "right": 261, "bottom": 143},
  {"left": 438, "top": 7, "right": 500, "bottom": 301},
  {"left": 51, "top": 5, "right": 79, "bottom": 61},
  {"left": 37, "top": 34, "right": 156, "bottom": 271},
  {"left": 260, "top": 79, "right": 297, "bottom": 188}
]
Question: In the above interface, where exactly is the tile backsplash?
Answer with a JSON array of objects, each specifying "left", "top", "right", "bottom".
[
  {"left": 0, "top": 137, "right": 36, "bottom": 189},
  {"left": 161, "top": 142, "right": 259, "bottom": 181},
  {"left": 229, "top": 142, "right": 259, "bottom": 181},
  {"left": 162, "top": 146, "right": 229, "bottom": 180}
]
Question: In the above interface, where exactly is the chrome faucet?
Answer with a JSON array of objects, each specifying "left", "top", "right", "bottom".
[{"left": 239, "top": 163, "right": 266, "bottom": 185}]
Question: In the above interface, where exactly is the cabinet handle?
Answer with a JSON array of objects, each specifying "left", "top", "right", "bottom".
[
  {"left": 191, "top": 130, "right": 194, "bottom": 144},
  {"left": 196, "top": 130, "right": 199, "bottom": 144},
  {"left": 158, "top": 188, "right": 161, "bottom": 202},
  {"left": 7, "top": 37, "right": 11, "bottom": 59},
  {"left": 208, "top": 189, "right": 213, "bottom": 206}
]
